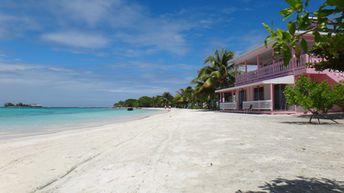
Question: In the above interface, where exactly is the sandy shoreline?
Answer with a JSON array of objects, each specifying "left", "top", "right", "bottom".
[
  {"left": 0, "top": 109, "right": 343, "bottom": 193},
  {"left": 0, "top": 109, "right": 166, "bottom": 140}
]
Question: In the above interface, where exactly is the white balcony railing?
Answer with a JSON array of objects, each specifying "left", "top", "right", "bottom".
[
  {"left": 220, "top": 102, "right": 237, "bottom": 110},
  {"left": 242, "top": 100, "right": 272, "bottom": 110}
]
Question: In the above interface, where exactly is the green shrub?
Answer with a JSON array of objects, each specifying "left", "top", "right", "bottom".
[
  {"left": 284, "top": 76, "right": 338, "bottom": 123},
  {"left": 334, "top": 83, "right": 344, "bottom": 110}
]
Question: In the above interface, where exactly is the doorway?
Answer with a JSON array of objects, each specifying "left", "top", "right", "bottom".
[
  {"left": 273, "top": 84, "right": 287, "bottom": 110},
  {"left": 239, "top": 90, "right": 246, "bottom": 110}
]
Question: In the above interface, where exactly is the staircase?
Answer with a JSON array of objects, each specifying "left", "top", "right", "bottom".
[
  {"left": 325, "top": 70, "right": 344, "bottom": 83},
  {"left": 304, "top": 55, "right": 344, "bottom": 83}
]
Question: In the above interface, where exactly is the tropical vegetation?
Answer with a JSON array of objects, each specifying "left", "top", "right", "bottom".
[
  {"left": 114, "top": 49, "right": 237, "bottom": 109},
  {"left": 263, "top": 0, "right": 344, "bottom": 72},
  {"left": 284, "top": 76, "right": 344, "bottom": 123},
  {"left": 334, "top": 83, "right": 344, "bottom": 109},
  {"left": 192, "top": 49, "right": 236, "bottom": 109},
  {"left": 115, "top": 0, "right": 344, "bottom": 113}
]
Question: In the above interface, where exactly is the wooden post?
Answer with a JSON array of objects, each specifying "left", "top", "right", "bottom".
[
  {"left": 219, "top": 93, "right": 221, "bottom": 103},
  {"left": 272, "top": 49, "right": 275, "bottom": 65},
  {"left": 291, "top": 48, "right": 295, "bottom": 70},
  {"left": 270, "top": 84, "right": 274, "bottom": 112},
  {"left": 231, "top": 91, "right": 234, "bottom": 102},
  {"left": 257, "top": 55, "right": 260, "bottom": 69},
  {"left": 257, "top": 55, "right": 260, "bottom": 77},
  {"left": 235, "top": 89, "right": 239, "bottom": 110},
  {"left": 245, "top": 61, "right": 248, "bottom": 73}
]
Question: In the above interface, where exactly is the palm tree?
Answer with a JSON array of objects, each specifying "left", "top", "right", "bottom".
[
  {"left": 174, "top": 87, "right": 194, "bottom": 108},
  {"left": 193, "top": 84, "right": 214, "bottom": 109},
  {"left": 162, "top": 92, "right": 174, "bottom": 106},
  {"left": 192, "top": 49, "right": 236, "bottom": 109},
  {"left": 193, "top": 48, "right": 235, "bottom": 90},
  {"left": 152, "top": 96, "right": 165, "bottom": 107}
]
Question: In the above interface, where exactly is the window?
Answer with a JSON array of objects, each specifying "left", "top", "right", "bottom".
[
  {"left": 224, "top": 93, "right": 233, "bottom": 102},
  {"left": 254, "top": 87, "right": 264, "bottom": 101}
]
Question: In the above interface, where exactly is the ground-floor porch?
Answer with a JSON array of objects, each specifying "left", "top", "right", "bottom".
[{"left": 216, "top": 76, "right": 296, "bottom": 114}]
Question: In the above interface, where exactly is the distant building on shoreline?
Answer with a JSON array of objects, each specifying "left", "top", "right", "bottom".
[{"left": 4, "top": 102, "right": 43, "bottom": 108}]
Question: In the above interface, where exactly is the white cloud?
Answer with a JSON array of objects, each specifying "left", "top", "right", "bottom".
[
  {"left": 205, "top": 30, "right": 267, "bottom": 56},
  {"left": 104, "top": 86, "right": 167, "bottom": 95},
  {"left": 0, "top": 0, "right": 237, "bottom": 55},
  {"left": 0, "top": 63, "right": 39, "bottom": 72},
  {"left": 115, "top": 23, "right": 189, "bottom": 55},
  {"left": 0, "top": 62, "right": 115, "bottom": 106},
  {"left": 50, "top": 0, "right": 115, "bottom": 26},
  {"left": 41, "top": 0, "right": 190, "bottom": 54},
  {"left": 110, "top": 61, "right": 198, "bottom": 71},
  {"left": 0, "top": 13, "right": 39, "bottom": 39},
  {"left": 41, "top": 31, "right": 109, "bottom": 49},
  {"left": 0, "top": 61, "right": 191, "bottom": 106},
  {"left": 239, "top": 32, "right": 267, "bottom": 49}
]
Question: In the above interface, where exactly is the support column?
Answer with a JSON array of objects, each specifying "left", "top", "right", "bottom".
[
  {"left": 291, "top": 47, "right": 296, "bottom": 70},
  {"left": 272, "top": 49, "right": 275, "bottom": 65},
  {"left": 235, "top": 89, "right": 239, "bottom": 110},
  {"left": 245, "top": 61, "right": 248, "bottom": 73},
  {"left": 256, "top": 55, "right": 261, "bottom": 78},
  {"left": 230, "top": 91, "right": 233, "bottom": 102},
  {"left": 270, "top": 84, "right": 274, "bottom": 112},
  {"left": 256, "top": 55, "right": 260, "bottom": 69}
]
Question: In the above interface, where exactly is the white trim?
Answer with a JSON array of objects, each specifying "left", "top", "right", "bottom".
[{"left": 215, "top": 75, "right": 295, "bottom": 93}]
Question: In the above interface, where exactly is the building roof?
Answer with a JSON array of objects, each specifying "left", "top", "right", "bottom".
[
  {"left": 233, "top": 42, "right": 273, "bottom": 64},
  {"left": 233, "top": 31, "right": 315, "bottom": 64}
]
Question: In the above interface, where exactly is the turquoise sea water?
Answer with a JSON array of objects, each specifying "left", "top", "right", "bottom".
[{"left": 0, "top": 107, "right": 161, "bottom": 136}]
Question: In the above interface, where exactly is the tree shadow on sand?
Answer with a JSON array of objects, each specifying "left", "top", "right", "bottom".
[
  {"left": 280, "top": 121, "right": 335, "bottom": 125},
  {"left": 236, "top": 177, "right": 344, "bottom": 193},
  {"left": 280, "top": 113, "right": 343, "bottom": 125}
]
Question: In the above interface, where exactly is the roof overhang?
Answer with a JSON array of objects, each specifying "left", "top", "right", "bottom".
[
  {"left": 233, "top": 31, "right": 317, "bottom": 65},
  {"left": 215, "top": 75, "right": 295, "bottom": 93},
  {"left": 233, "top": 42, "right": 273, "bottom": 64}
]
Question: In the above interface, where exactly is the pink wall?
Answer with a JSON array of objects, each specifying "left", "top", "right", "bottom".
[{"left": 296, "top": 74, "right": 337, "bottom": 86}]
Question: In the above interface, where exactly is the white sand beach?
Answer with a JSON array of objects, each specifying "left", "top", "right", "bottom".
[{"left": 0, "top": 109, "right": 343, "bottom": 193}]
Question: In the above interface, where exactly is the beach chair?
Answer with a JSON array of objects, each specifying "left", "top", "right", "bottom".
[{"left": 245, "top": 104, "right": 253, "bottom": 114}]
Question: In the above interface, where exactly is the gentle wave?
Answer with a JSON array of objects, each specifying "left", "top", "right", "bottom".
[{"left": 0, "top": 107, "right": 161, "bottom": 136}]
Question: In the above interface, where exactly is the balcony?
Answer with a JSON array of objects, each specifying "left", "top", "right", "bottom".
[{"left": 235, "top": 54, "right": 310, "bottom": 86}]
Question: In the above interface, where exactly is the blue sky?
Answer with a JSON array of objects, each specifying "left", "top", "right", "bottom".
[{"left": 0, "top": 0, "right": 322, "bottom": 107}]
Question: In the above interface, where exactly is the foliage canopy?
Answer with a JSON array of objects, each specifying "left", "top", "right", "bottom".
[{"left": 264, "top": 0, "right": 344, "bottom": 71}]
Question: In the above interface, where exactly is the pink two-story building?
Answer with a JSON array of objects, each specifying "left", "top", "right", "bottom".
[{"left": 216, "top": 35, "right": 344, "bottom": 114}]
